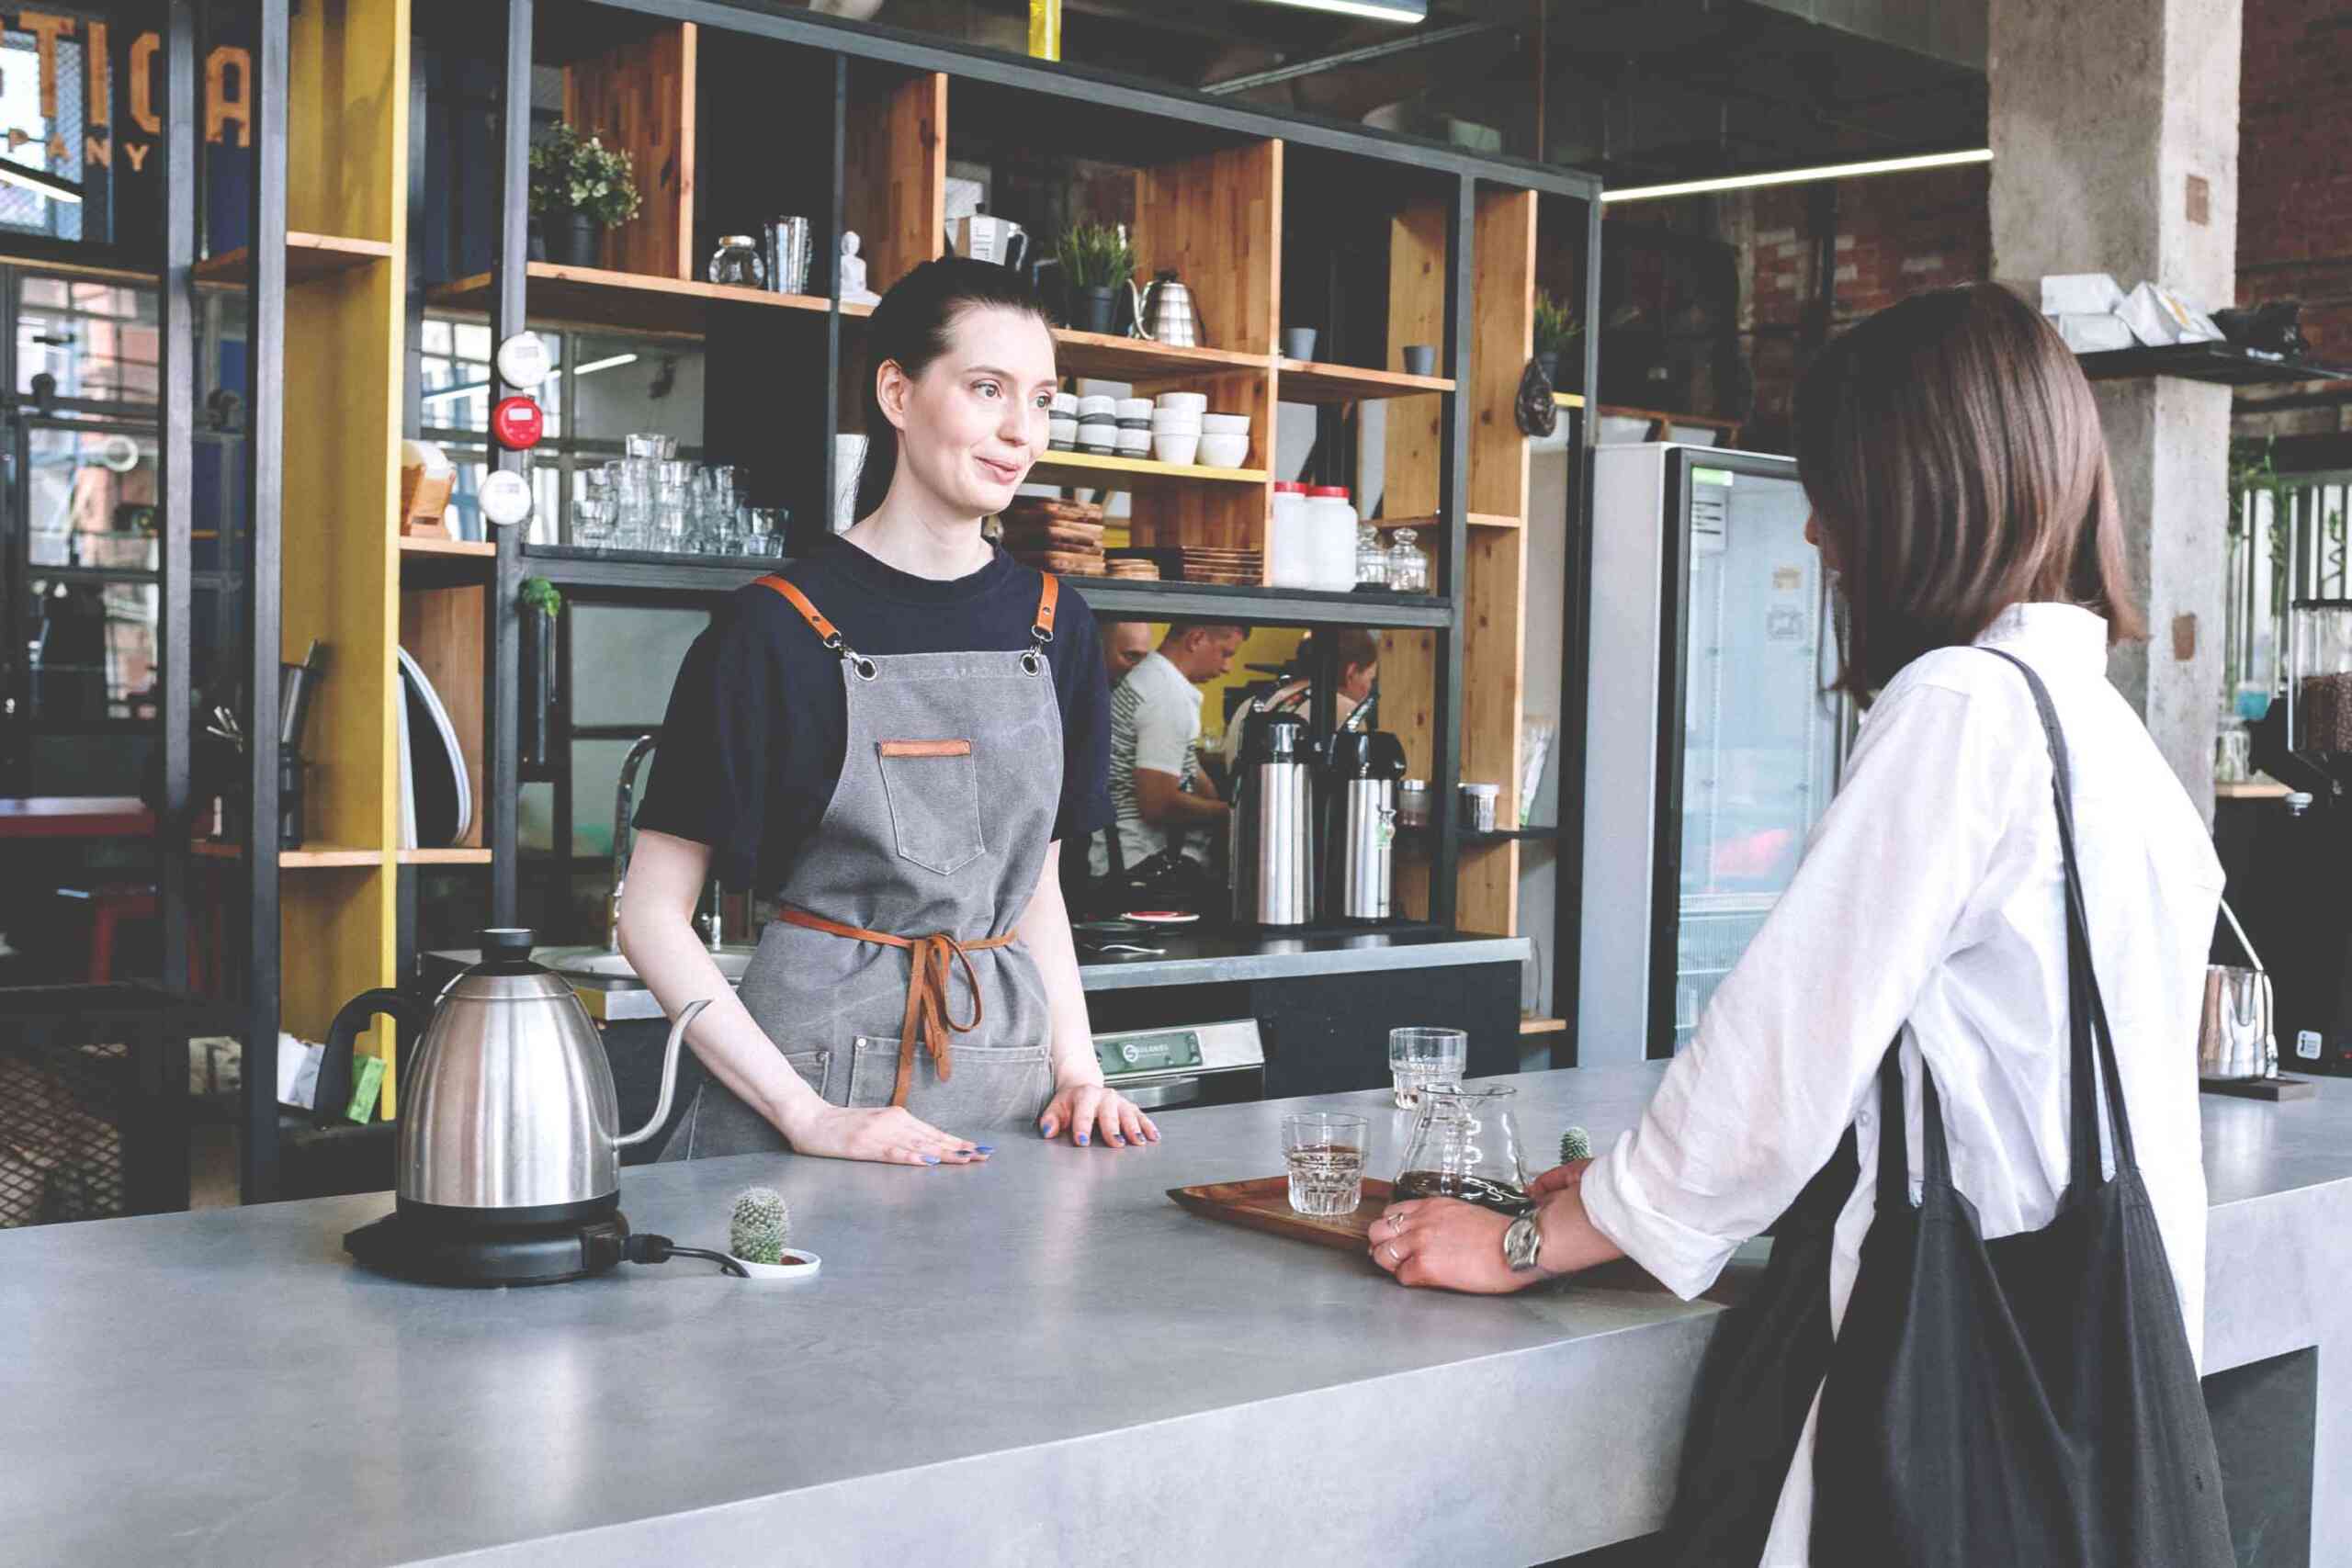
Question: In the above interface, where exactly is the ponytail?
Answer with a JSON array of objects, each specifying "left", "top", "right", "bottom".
[{"left": 854, "top": 256, "right": 1055, "bottom": 524}]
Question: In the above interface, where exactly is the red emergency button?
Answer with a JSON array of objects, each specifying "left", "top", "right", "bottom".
[{"left": 492, "top": 396, "right": 544, "bottom": 451}]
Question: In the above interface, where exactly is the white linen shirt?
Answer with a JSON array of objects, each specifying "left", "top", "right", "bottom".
[{"left": 1578, "top": 604, "right": 2224, "bottom": 1568}]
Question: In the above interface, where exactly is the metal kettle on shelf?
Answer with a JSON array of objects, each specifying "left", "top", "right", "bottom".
[{"left": 1128, "top": 269, "right": 1207, "bottom": 347}]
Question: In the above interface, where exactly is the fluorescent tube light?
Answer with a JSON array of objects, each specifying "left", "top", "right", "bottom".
[
  {"left": 1254, "top": 0, "right": 1427, "bottom": 23},
  {"left": 571, "top": 352, "right": 639, "bottom": 376},
  {"left": 1601, "top": 147, "right": 1992, "bottom": 204},
  {"left": 0, "top": 161, "right": 83, "bottom": 204},
  {"left": 421, "top": 379, "right": 489, "bottom": 406}
]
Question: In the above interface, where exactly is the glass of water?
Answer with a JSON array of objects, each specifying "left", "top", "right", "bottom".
[
  {"left": 1388, "top": 1026, "right": 1467, "bottom": 1110},
  {"left": 1283, "top": 1111, "right": 1368, "bottom": 1217}
]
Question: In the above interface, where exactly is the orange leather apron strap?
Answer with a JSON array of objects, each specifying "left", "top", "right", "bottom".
[
  {"left": 1033, "top": 572, "right": 1059, "bottom": 641},
  {"left": 776, "top": 907, "right": 1017, "bottom": 1108},
  {"left": 753, "top": 574, "right": 844, "bottom": 649}
]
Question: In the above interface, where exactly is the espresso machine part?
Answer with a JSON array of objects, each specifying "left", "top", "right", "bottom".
[
  {"left": 1233, "top": 710, "right": 1315, "bottom": 928},
  {"left": 1328, "top": 730, "right": 1408, "bottom": 923},
  {"left": 334, "top": 929, "right": 729, "bottom": 1285}
]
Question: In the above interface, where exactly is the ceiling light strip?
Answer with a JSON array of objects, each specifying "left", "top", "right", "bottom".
[{"left": 1601, "top": 148, "right": 1993, "bottom": 205}]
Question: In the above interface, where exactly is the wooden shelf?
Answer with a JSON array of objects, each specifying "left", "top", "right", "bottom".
[
  {"left": 427, "top": 263, "right": 831, "bottom": 336},
  {"left": 1276, "top": 358, "right": 1453, "bottom": 401},
  {"left": 1369, "top": 513, "right": 1521, "bottom": 531},
  {"left": 1077, "top": 577, "right": 1450, "bottom": 628},
  {"left": 398, "top": 535, "right": 496, "bottom": 589},
  {"left": 397, "top": 848, "right": 493, "bottom": 864},
  {"left": 194, "top": 842, "right": 384, "bottom": 868},
  {"left": 2215, "top": 778, "right": 2294, "bottom": 801},
  {"left": 2078, "top": 343, "right": 2352, "bottom": 388},
  {"left": 1046, "top": 328, "right": 1269, "bottom": 381},
  {"left": 1519, "top": 1017, "right": 1568, "bottom": 1036},
  {"left": 1032, "top": 448, "right": 1267, "bottom": 484},
  {"left": 195, "top": 231, "right": 393, "bottom": 287}
]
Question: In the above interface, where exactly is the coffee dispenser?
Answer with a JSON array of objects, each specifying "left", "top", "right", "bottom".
[
  {"left": 1232, "top": 710, "right": 1315, "bottom": 928},
  {"left": 1327, "top": 731, "right": 1407, "bottom": 922}
]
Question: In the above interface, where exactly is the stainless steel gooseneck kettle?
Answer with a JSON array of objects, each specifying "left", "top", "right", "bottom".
[{"left": 329, "top": 928, "right": 708, "bottom": 1215}]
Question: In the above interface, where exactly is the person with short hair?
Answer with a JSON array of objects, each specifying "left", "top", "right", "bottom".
[
  {"left": 1100, "top": 620, "right": 1154, "bottom": 689},
  {"left": 1093, "top": 620, "right": 1247, "bottom": 879},
  {"left": 1217, "top": 626, "right": 1379, "bottom": 776}
]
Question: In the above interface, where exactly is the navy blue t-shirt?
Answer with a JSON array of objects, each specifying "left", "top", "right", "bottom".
[{"left": 633, "top": 536, "right": 1114, "bottom": 896}]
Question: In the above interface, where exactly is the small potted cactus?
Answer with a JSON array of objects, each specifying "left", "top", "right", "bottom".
[
  {"left": 726, "top": 1186, "right": 820, "bottom": 1280},
  {"left": 1558, "top": 1126, "right": 1592, "bottom": 1165}
]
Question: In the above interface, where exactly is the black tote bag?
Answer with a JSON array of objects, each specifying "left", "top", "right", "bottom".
[{"left": 1810, "top": 650, "right": 2233, "bottom": 1567}]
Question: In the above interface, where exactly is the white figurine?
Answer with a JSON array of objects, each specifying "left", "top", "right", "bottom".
[{"left": 840, "top": 231, "right": 880, "bottom": 307}]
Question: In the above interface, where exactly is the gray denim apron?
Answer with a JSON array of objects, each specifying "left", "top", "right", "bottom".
[{"left": 658, "top": 570, "right": 1065, "bottom": 1159}]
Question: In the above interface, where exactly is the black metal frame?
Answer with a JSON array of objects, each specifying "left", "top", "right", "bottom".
[{"left": 1552, "top": 199, "right": 1605, "bottom": 1056}]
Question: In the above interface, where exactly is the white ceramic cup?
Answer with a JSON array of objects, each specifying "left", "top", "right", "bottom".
[
  {"left": 1153, "top": 433, "right": 1201, "bottom": 466},
  {"left": 1197, "top": 434, "right": 1250, "bottom": 468},
  {"left": 1155, "top": 390, "right": 1208, "bottom": 414},
  {"left": 1077, "top": 394, "right": 1117, "bottom": 418},
  {"left": 1115, "top": 397, "right": 1154, "bottom": 422},
  {"left": 1200, "top": 412, "right": 1250, "bottom": 435}
]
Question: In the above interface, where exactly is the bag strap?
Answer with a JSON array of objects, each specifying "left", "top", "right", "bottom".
[{"left": 1981, "top": 648, "right": 2139, "bottom": 1184}]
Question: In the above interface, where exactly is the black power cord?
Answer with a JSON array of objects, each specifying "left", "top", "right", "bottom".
[{"left": 623, "top": 1233, "right": 748, "bottom": 1277}]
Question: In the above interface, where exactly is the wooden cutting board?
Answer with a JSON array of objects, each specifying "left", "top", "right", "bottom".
[
  {"left": 1169, "top": 1176, "right": 1394, "bottom": 1254},
  {"left": 1012, "top": 549, "right": 1106, "bottom": 576},
  {"left": 1000, "top": 523, "right": 1104, "bottom": 551}
]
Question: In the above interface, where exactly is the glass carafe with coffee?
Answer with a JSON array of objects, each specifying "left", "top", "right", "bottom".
[{"left": 1393, "top": 1084, "right": 1532, "bottom": 1215}]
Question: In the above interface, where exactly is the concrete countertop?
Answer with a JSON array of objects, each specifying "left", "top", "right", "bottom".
[
  {"left": 5, "top": 1066, "right": 2348, "bottom": 1566},
  {"left": 430, "top": 929, "right": 1533, "bottom": 1021}
]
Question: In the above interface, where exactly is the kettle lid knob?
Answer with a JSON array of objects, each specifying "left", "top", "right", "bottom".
[{"left": 481, "top": 927, "right": 536, "bottom": 960}]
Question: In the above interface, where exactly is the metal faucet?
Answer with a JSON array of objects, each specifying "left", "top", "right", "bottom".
[{"left": 611, "top": 733, "right": 727, "bottom": 954}]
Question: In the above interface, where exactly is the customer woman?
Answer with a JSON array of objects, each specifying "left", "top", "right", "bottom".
[
  {"left": 619, "top": 258, "right": 1158, "bottom": 1164},
  {"left": 1368, "top": 284, "right": 2229, "bottom": 1563}
]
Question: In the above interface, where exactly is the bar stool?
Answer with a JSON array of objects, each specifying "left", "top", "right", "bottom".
[{"left": 54, "top": 883, "right": 219, "bottom": 991}]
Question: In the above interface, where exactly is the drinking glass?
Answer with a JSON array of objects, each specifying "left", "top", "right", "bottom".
[
  {"left": 1283, "top": 1111, "right": 1369, "bottom": 1217},
  {"left": 1388, "top": 1026, "right": 1466, "bottom": 1110},
  {"left": 745, "top": 506, "right": 783, "bottom": 557},
  {"left": 624, "top": 433, "right": 672, "bottom": 462},
  {"left": 573, "top": 492, "right": 615, "bottom": 549}
]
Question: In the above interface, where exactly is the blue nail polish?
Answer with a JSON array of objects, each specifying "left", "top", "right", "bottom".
[
  {"left": 1078, "top": 1133, "right": 1090, "bottom": 1145},
  {"left": 975, "top": 1144, "right": 996, "bottom": 1154},
  {"left": 922, "top": 1155, "right": 941, "bottom": 1165}
]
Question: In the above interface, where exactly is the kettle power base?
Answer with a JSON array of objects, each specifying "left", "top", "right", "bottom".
[{"left": 345, "top": 1196, "right": 634, "bottom": 1287}]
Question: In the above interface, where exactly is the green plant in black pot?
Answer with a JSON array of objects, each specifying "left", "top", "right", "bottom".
[
  {"left": 1057, "top": 222, "right": 1135, "bottom": 335},
  {"left": 1533, "top": 290, "right": 1582, "bottom": 388},
  {"left": 528, "top": 124, "right": 641, "bottom": 269}
]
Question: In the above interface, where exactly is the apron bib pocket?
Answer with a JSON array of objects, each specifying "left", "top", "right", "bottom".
[{"left": 876, "top": 739, "right": 987, "bottom": 875}]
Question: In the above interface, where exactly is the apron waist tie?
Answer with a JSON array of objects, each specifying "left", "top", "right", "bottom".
[{"left": 775, "top": 908, "right": 1019, "bottom": 1108}]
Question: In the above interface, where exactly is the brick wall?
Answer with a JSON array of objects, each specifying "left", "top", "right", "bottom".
[{"left": 2237, "top": 0, "right": 2352, "bottom": 434}]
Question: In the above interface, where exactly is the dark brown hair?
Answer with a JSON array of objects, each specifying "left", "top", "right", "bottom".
[{"left": 1794, "top": 282, "right": 2143, "bottom": 696}]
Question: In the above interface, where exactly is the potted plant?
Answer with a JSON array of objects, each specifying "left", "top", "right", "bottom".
[
  {"left": 1057, "top": 222, "right": 1135, "bottom": 335},
  {"left": 727, "top": 1186, "right": 820, "bottom": 1279},
  {"left": 528, "top": 124, "right": 640, "bottom": 269},
  {"left": 1533, "top": 290, "right": 1582, "bottom": 387}
]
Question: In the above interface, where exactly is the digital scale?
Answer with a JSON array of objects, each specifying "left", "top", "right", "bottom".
[{"left": 1091, "top": 1020, "right": 1266, "bottom": 1111}]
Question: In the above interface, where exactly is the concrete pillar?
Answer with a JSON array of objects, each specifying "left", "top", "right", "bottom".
[{"left": 1988, "top": 0, "right": 2241, "bottom": 823}]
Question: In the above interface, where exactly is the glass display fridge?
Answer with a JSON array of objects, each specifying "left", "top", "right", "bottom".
[{"left": 1577, "top": 446, "right": 1849, "bottom": 1061}]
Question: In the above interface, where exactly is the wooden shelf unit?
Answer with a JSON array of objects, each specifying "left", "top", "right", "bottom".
[
  {"left": 1274, "top": 358, "right": 1453, "bottom": 402},
  {"left": 1031, "top": 449, "right": 1269, "bottom": 485},
  {"left": 1053, "top": 330, "right": 1270, "bottom": 380},
  {"left": 194, "top": 842, "right": 386, "bottom": 868},
  {"left": 427, "top": 262, "right": 830, "bottom": 336},
  {"left": 194, "top": 231, "right": 395, "bottom": 287}
]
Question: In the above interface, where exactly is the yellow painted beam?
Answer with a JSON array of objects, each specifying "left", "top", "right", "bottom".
[
  {"left": 279, "top": 0, "right": 412, "bottom": 1114},
  {"left": 1029, "top": 0, "right": 1062, "bottom": 61}
]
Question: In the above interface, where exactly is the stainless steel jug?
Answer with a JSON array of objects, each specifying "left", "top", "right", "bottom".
[
  {"left": 1128, "top": 269, "right": 1206, "bottom": 347},
  {"left": 1233, "top": 710, "right": 1314, "bottom": 928},
  {"left": 2198, "top": 900, "right": 2277, "bottom": 1080},
  {"left": 1328, "top": 730, "right": 1407, "bottom": 922},
  {"left": 326, "top": 929, "right": 709, "bottom": 1213}
]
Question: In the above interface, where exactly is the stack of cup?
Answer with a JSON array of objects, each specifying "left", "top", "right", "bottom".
[
  {"left": 1151, "top": 391, "right": 1205, "bottom": 466},
  {"left": 1388, "top": 1026, "right": 1467, "bottom": 1110}
]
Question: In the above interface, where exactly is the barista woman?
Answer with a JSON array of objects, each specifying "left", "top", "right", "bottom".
[{"left": 618, "top": 259, "right": 1159, "bottom": 1165}]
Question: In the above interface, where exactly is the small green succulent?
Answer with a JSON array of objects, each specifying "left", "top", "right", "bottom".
[
  {"left": 1559, "top": 1126, "right": 1592, "bottom": 1165},
  {"left": 729, "top": 1187, "right": 791, "bottom": 1264},
  {"left": 1533, "top": 290, "right": 1582, "bottom": 357},
  {"left": 1056, "top": 222, "right": 1136, "bottom": 293},
  {"left": 528, "top": 123, "right": 641, "bottom": 228}
]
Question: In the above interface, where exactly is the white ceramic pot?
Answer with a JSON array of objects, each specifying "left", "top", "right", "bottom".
[
  {"left": 730, "top": 1248, "right": 821, "bottom": 1280},
  {"left": 1197, "top": 434, "right": 1250, "bottom": 468},
  {"left": 1153, "top": 434, "right": 1200, "bottom": 466},
  {"left": 1077, "top": 394, "right": 1116, "bottom": 419},
  {"left": 1200, "top": 412, "right": 1250, "bottom": 436},
  {"left": 1149, "top": 413, "right": 1202, "bottom": 434},
  {"left": 1114, "top": 397, "right": 1154, "bottom": 422},
  {"left": 1115, "top": 430, "right": 1152, "bottom": 455},
  {"left": 1154, "top": 390, "right": 1207, "bottom": 415}
]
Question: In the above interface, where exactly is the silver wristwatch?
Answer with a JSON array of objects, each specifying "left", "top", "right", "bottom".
[{"left": 1502, "top": 1212, "right": 1544, "bottom": 1273}]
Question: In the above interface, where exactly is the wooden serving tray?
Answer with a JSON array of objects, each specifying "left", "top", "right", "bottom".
[{"left": 1169, "top": 1175, "right": 1393, "bottom": 1254}]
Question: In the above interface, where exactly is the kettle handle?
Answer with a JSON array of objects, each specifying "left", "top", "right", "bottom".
[
  {"left": 1125, "top": 276, "right": 1149, "bottom": 341},
  {"left": 615, "top": 997, "right": 714, "bottom": 1149},
  {"left": 321, "top": 987, "right": 431, "bottom": 1127}
]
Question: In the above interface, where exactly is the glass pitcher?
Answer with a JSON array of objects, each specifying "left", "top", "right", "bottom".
[{"left": 1393, "top": 1084, "right": 1532, "bottom": 1215}]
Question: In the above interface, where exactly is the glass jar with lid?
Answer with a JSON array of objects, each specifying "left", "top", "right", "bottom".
[
  {"left": 2290, "top": 601, "right": 2352, "bottom": 755},
  {"left": 708, "top": 236, "right": 765, "bottom": 288},
  {"left": 1355, "top": 524, "right": 1390, "bottom": 589},
  {"left": 1386, "top": 526, "right": 1430, "bottom": 593}
]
